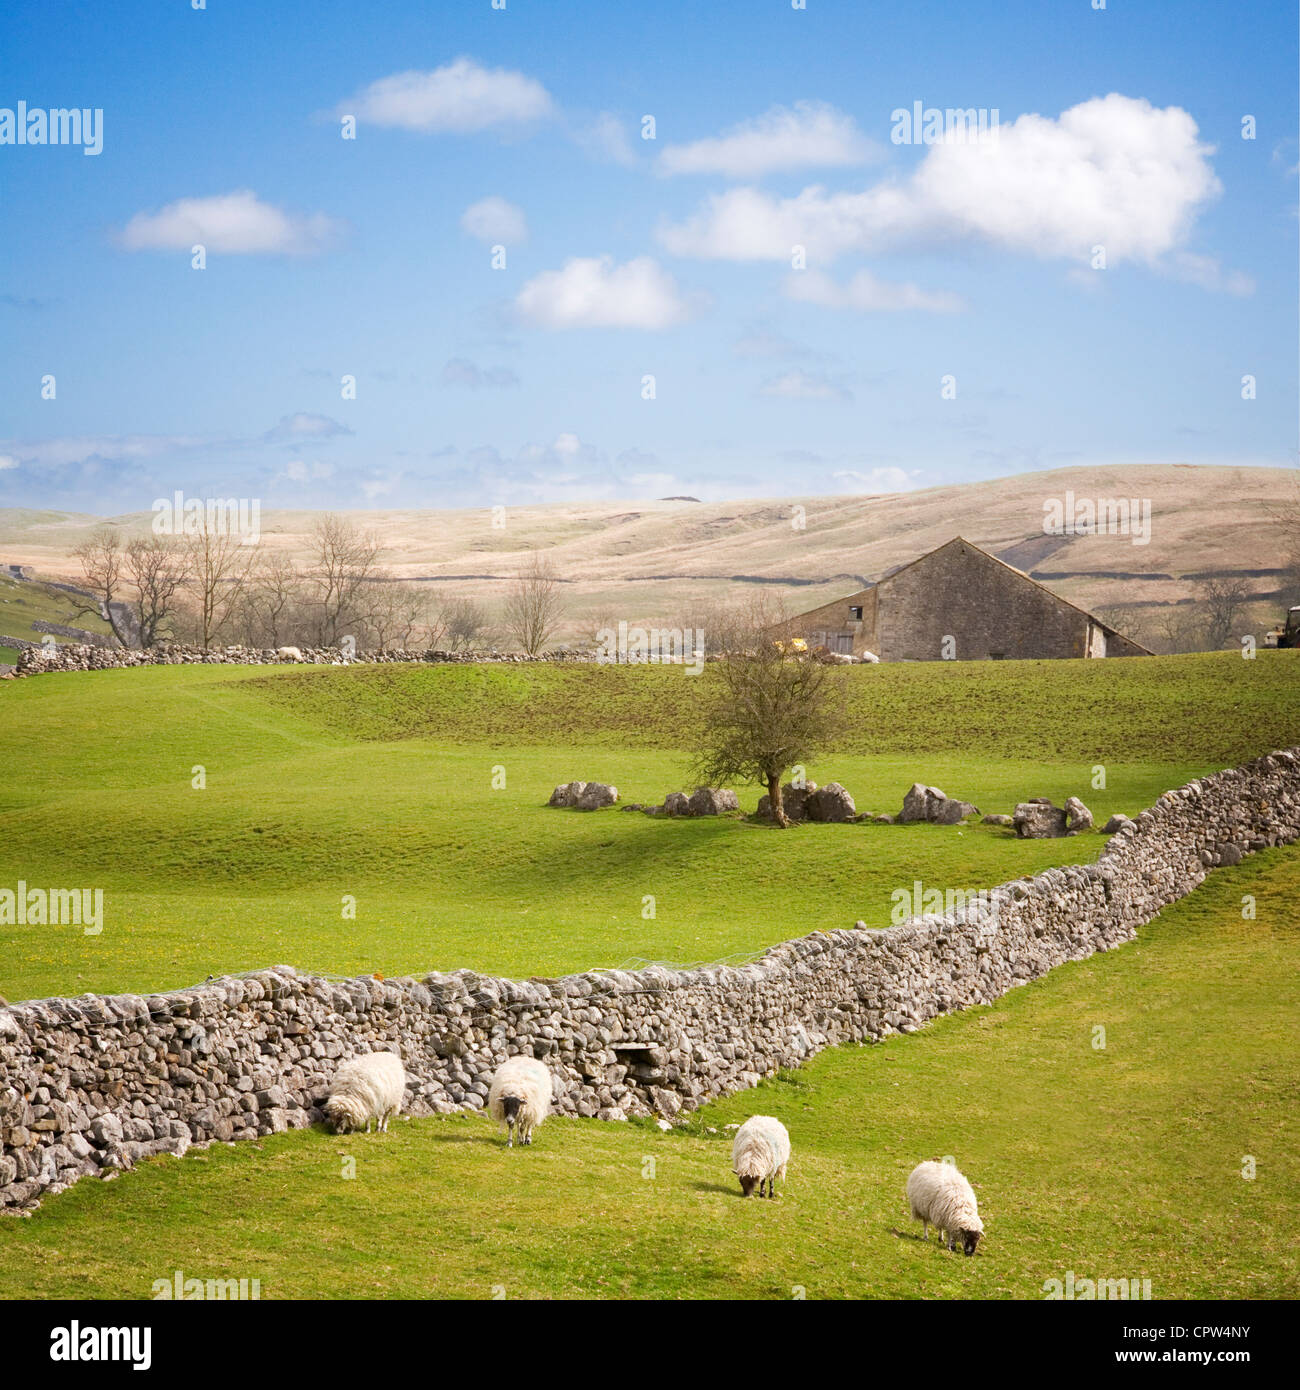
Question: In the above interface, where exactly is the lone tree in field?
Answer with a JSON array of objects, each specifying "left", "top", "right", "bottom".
[
  {"left": 504, "top": 552, "right": 566, "bottom": 655},
  {"left": 692, "top": 604, "right": 846, "bottom": 828}
]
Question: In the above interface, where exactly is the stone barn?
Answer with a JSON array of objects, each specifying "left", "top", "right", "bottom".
[{"left": 784, "top": 536, "right": 1151, "bottom": 661}]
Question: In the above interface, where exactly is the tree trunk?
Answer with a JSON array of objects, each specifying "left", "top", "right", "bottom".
[{"left": 767, "top": 772, "right": 789, "bottom": 828}]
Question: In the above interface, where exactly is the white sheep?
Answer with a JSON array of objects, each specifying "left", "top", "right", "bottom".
[
  {"left": 487, "top": 1055, "right": 552, "bottom": 1147},
  {"left": 323, "top": 1051, "right": 406, "bottom": 1134},
  {"left": 276, "top": 646, "right": 303, "bottom": 662},
  {"left": 731, "top": 1115, "right": 790, "bottom": 1198},
  {"left": 906, "top": 1160, "right": 984, "bottom": 1255}
]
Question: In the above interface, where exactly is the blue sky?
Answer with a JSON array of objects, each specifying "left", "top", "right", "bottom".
[{"left": 1, "top": 0, "right": 1296, "bottom": 512}]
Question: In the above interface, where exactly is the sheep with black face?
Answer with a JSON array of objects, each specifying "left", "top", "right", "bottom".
[
  {"left": 731, "top": 1115, "right": 790, "bottom": 1198},
  {"left": 906, "top": 1160, "right": 984, "bottom": 1255}
]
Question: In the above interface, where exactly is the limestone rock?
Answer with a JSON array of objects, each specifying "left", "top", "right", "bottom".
[
  {"left": 1064, "top": 797, "right": 1094, "bottom": 835},
  {"left": 1012, "top": 800, "right": 1069, "bottom": 838},
  {"left": 805, "top": 782, "right": 857, "bottom": 823}
]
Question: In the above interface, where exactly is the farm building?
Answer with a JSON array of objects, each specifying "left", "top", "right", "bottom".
[{"left": 783, "top": 536, "right": 1151, "bottom": 661}]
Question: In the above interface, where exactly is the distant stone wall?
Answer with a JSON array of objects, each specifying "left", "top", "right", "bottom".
[
  {"left": 2, "top": 749, "right": 1297, "bottom": 1212},
  {"left": 8, "top": 643, "right": 603, "bottom": 678},
  {"left": 29, "top": 620, "right": 116, "bottom": 647}
]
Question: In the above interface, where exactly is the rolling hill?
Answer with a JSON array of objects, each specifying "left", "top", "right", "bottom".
[{"left": 2, "top": 464, "right": 1294, "bottom": 641}]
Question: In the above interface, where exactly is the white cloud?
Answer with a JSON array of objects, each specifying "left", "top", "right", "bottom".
[
  {"left": 0, "top": 454, "right": 17, "bottom": 471},
  {"left": 263, "top": 412, "right": 352, "bottom": 443},
  {"left": 785, "top": 268, "right": 964, "bottom": 313},
  {"left": 341, "top": 57, "right": 553, "bottom": 133},
  {"left": 657, "top": 101, "right": 877, "bottom": 178},
  {"left": 574, "top": 112, "right": 638, "bottom": 167},
  {"left": 460, "top": 196, "right": 528, "bottom": 244},
  {"left": 515, "top": 256, "right": 697, "bottom": 330},
  {"left": 0, "top": 434, "right": 214, "bottom": 469},
  {"left": 283, "top": 459, "right": 335, "bottom": 483},
  {"left": 758, "top": 368, "right": 852, "bottom": 403},
  {"left": 120, "top": 191, "right": 341, "bottom": 256},
  {"left": 659, "top": 95, "right": 1234, "bottom": 281}
]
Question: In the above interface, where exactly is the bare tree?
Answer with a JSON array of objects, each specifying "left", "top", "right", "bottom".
[
  {"left": 69, "top": 526, "right": 134, "bottom": 646},
  {"left": 439, "top": 596, "right": 490, "bottom": 652},
  {"left": 692, "top": 601, "right": 846, "bottom": 828},
  {"left": 503, "top": 552, "right": 566, "bottom": 655},
  {"left": 305, "top": 514, "right": 382, "bottom": 646},
  {"left": 238, "top": 550, "right": 304, "bottom": 648},
  {"left": 364, "top": 575, "right": 432, "bottom": 651},
  {"left": 1148, "top": 604, "right": 1201, "bottom": 655},
  {"left": 1199, "top": 577, "right": 1253, "bottom": 651},
  {"left": 125, "top": 536, "right": 189, "bottom": 647},
  {"left": 184, "top": 518, "right": 259, "bottom": 649},
  {"left": 1093, "top": 604, "right": 1147, "bottom": 647}
]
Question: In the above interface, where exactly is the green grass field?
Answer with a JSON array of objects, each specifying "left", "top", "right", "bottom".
[
  {"left": 0, "top": 651, "right": 1297, "bottom": 1298},
  {"left": 0, "top": 574, "right": 114, "bottom": 647},
  {"left": 3, "top": 848, "right": 1295, "bottom": 1300},
  {"left": 1, "top": 652, "right": 1296, "bottom": 1002}
]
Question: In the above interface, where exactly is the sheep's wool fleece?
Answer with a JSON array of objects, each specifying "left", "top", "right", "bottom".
[
  {"left": 488, "top": 1055, "right": 553, "bottom": 1126},
  {"left": 906, "top": 1160, "right": 982, "bottom": 1232},
  {"left": 328, "top": 1051, "right": 405, "bottom": 1123},
  {"left": 732, "top": 1115, "right": 791, "bottom": 1178}
]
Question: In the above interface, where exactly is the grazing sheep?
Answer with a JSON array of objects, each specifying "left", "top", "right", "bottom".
[
  {"left": 731, "top": 1115, "right": 790, "bottom": 1198},
  {"left": 276, "top": 646, "right": 303, "bottom": 662},
  {"left": 906, "top": 1160, "right": 984, "bottom": 1255},
  {"left": 323, "top": 1051, "right": 405, "bottom": 1134},
  {"left": 488, "top": 1056, "right": 552, "bottom": 1147}
]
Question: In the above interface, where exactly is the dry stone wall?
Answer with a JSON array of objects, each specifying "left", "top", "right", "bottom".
[
  {"left": 2, "top": 748, "right": 1297, "bottom": 1212},
  {"left": 9, "top": 642, "right": 601, "bottom": 678}
]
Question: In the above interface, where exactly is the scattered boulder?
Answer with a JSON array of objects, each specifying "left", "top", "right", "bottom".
[
  {"left": 756, "top": 781, "right": 816, "bottom": 822},
  {"left": 981, "top": 813, "right": 1013, "bottom": 827},
  {"left": 548, "top": 781, "right": 618, "bottom": 810},
  {"left": 650, "top": 788, "right": 739, "bottom": 817},
  {"left": 755, "top": 781, "right": 857, "bottom": 823},
  {"left": 899, "top": 783, "right": 979, "bottom": 824},
  {"left": 805, "top": 782, "right": 857, "bottom": 822},
  {"left": 576, "top": 782, "right": 618, "bottom": 811},
  {"left": 685, "top": 787, "right": 739, "bottom": 816},
  {"left": 548, "top": 781, "right": 587, "bottom": 808},
  {"left": 870, "top": 813, "right": 895, "bottom": 824},
  {"left": 1102, "top": 813, "right": 1132, "bottom": 834},
  {"left": 1012, "top": 799, "right": 1068, "bottom": 838},
  {"left": 900, "top": 783, "right": 943, "bottom": 822},
  {"left": 1064, "top": 797, "right": 1094, "bottom": 835}
]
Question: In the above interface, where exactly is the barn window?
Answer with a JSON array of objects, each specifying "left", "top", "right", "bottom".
[{"left": 849, "top": 605, "right": 863, "bottom": 620}]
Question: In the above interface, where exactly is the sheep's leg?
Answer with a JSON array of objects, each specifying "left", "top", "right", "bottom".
[
  {"left": 921, "top": 1220, "right": 928, "bottom": 1240},
  {"left": 506, "top": 1118, "right": 514, "bottom": 1148}
]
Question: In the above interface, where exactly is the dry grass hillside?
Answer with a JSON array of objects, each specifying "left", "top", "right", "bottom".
[{"left": 2, "top": 464, "right": 1294, "bottom": 642}]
